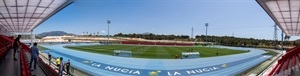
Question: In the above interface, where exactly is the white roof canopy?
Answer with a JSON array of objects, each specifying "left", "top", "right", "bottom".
[
  {"left": 0, "top": 0, "right": 73, "bottom": 34},
  {"left": 257, "top": 0, "right": 300, "bottom": 36}
]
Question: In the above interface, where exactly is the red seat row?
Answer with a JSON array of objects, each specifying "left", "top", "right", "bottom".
[
  {"left": 268, "top": 46, "right": 300, "bottom": 76},
  {"left": 20, "top": 49, "right": 31, "bottom": 76},
  {"left": 0, "top": 35, "right": 12, "bottom": 64},
  {"left": 0, "top": 43, "right": 8, "bottom": 63},
  {"left": 38, "top": 57, "right": 59, "bottom": 76},
  {"left": 121, "top": 41, "right": 194, "bottom": 46},
  {"left": 0, "top": 35, "right": 31, "bottom": 76}
]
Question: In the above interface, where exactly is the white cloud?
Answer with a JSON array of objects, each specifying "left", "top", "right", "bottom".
[{"left": 101, "top": 30, "right": 106, "bottom": 33}]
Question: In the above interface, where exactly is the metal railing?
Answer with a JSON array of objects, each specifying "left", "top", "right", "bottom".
[
  {"left": 258, "top": 53, "right": 283, "bottom": 76},
  {"left": 38, "top": 51, "right": 91, "bottom": 76}
]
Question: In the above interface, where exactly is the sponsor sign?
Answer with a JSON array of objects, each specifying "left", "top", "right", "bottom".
[
  {"left": 114, "top": 50, "right": 132, "bottom": 57},
  {"left": 88, "top": 61, "right": 223, "bottom": 76}
]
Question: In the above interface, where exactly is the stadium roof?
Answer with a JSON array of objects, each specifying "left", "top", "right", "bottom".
[
  {"left": 0, "top": 0, "right": 73, "bottom": 34},
  {"left": 257, "top": 0, "right": 300, "bottom": 36}
]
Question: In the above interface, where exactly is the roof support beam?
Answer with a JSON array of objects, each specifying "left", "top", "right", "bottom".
[
  {"left": 257, "top": 0, "right": 300, "bottom": 36},
  {"left": 3, "top": 0, "right": 17, "bottom": 32},
  {"left": 28, "top": 0, "right": 55, "bottom": 32},
  {"left": 21, "top": 0, "right": 29, "bottom": 32},
  {"left": 0, "top": 0, "right": 73, "bottom": 34},
  {"left": 23, "top": 0, "right": 42, "bottom": 32}
]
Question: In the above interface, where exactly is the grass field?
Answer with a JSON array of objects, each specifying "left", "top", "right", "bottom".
[{"left": 65, "top": 45, "right": 248, "bottom": 59}]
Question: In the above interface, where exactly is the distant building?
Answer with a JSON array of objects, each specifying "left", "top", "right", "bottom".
[{"left": 41, "top": 36, "right": 74, "bottom": 42}]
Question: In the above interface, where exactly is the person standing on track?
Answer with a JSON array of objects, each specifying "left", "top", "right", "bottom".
[{"left": 13, "top": 35, "right": 21, "bottom": 61}]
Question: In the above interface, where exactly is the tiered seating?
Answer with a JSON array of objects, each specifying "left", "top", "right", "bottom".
[
  {"left": 268, "top": 46, "right": 300, "bottom": 76},
  {"left": 0, "top": 43, "right": 7, "bottom": 63},
  {"left": 121, "top": 41, "right": 194, "bottom": 46},
  {"left": 37, "top": 57, "right": 58, "bottom": 76},
  {"left": 0, "top": 35, "right": 12, "bottom": 63},
  {"left": 0, "top": 35, "right": 32, "bottom": 76},
  {"left": 20, "top": 49, "right": 31, "bottom": 76}
]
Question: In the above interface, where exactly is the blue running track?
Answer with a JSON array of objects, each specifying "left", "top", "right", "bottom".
[{"left": 41, "top": 44, "right": 271, "bottom": 76}]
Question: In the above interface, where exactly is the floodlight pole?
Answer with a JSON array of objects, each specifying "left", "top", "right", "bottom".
[
  {"left": 191, "top": 27, "right": 194, "bottom": 39},
  {"left": 205, "top": 23, "right": 208, "bottom": 42},
  {"left": 107, "top": 20, "right": 111, "bottom": 44}
]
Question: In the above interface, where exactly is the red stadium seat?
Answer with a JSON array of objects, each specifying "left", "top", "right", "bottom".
[
  {"left": 22, "top": 71, "right": 26, "bottom": 76},
  {"left": 270, "top": 46, "right": 300, "bottom": 76},
  {"left": 121, "top": 41, "right": 194, "bottom": 46}
]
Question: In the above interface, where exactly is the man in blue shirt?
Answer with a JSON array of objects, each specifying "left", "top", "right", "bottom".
[{"left": 29, "top": 42, "right": 39, "bottom": 70}]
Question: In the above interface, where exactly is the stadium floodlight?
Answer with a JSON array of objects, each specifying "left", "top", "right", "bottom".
[
  {"left": 205, "top": 23, "right": 209, "bottom": 42},
  {"left": 107, "top": 20, "right": 111, "bottom": 44}
]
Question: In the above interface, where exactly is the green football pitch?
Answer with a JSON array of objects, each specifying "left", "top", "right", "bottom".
[{"left": 65, "top": 45, "right": 248, "bottom": 59}]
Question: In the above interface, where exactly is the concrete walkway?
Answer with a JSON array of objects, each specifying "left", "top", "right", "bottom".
[{"left": 0, "top": 49, "right": 47, "bottom": 76}]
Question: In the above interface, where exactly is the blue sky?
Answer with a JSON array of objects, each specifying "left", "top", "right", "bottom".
[{"left": 33, "top": 0, "right": 299, "bottom": 40}]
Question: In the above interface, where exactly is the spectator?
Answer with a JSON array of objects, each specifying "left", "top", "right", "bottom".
[
  {"left": 29, "top": 42, "right": 39, "bottom": 70},
  {"left": 56, "top": 57, "right": 61, "bottom": 68},
  {"left": 175, "top": 55, "right": 179, "bottom": 59},
  {"left": 13, "top": 35, "right": 21, "bottom": 61},
  {"left": 65, "top": 59, "right": 71, "bottom": 75},
  {"left": 48, "top": 53, "right": 52, "bottom": 65},
  {"left": 58, "top": 57, "right": 64, "bottom": 76}
]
